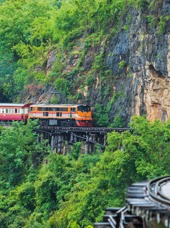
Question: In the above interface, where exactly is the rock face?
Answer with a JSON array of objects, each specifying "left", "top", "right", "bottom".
[
  {"left": 144, "top": 61, "right": 170, "bottom": 121},
  {"left": 104, "top": 1, "right": 170, "bottom": 125}
]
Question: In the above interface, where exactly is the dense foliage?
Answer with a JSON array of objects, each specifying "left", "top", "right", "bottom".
[
  {"left": 0, "top": 0, "right": 167, "bottom": 105},
  {"left": 0, "top": 0, "right": 125, "bottom": 98},
  {"left": 0, "top": 117, "right": 170, "bottom": 227}
]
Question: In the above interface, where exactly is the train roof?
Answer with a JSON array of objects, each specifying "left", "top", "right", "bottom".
[
  {"left": 30, "top": 104, "right": 89, "bottom": 107},
  {"left": 0, "top": 103, "right": 31, "bottom": 107}
]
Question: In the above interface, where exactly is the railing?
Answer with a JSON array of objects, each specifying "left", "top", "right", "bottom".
[
  {"left": 94, "top": 176, "right": 170, "bottom": 227},
  {"left": 148, "top": 176, "right": 170, "bottom": 207}
]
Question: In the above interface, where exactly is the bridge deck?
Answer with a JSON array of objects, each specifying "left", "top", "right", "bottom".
[{"left": 39, "top": 126, "right": 130, "bottom": 133}]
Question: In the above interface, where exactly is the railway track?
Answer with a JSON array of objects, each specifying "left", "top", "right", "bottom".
[
  {"left": 39, "top": 126, "right": 130, "bottom": 133},
  {"left": 94, "top": 176, "right": 170, "bottom": 228}
]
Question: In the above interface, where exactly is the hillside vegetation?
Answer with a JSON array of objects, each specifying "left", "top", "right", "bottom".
[
  {"left": 0, "top": 0, "right": 166, "bottom": 101},
  {"left": 0, "top": 0, "right": 130, "bottom": 98},
  {"left": 0, "top": 117, "right": 170, "bottom": 227}
]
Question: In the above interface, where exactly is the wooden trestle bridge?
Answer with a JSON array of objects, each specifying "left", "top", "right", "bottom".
[{"left": 36, "top": 126, "right": 130, "bottom": 153}]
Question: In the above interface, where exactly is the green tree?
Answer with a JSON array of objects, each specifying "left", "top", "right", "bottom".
[
  {"left": 47, "top": 117, "right": 170, "bottom": 227},
  {"left": 1, "top": 117, "right": 170, "bottom": 227},
  {"left": 93, "top": 104, "right": 109, "bottom": 127},
  {"left": 0, "top": 120, "right": 49, "bottom": 187}
]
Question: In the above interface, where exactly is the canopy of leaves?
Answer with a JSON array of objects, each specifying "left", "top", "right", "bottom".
[
  {"left": 0, "top": 0, "right": 148, "bottom": 101},
  {"left": 0, "top": 116, "right": 169, "bottom": 227}
]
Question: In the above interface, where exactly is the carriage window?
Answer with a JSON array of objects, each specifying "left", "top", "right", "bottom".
[
  {"left": 15, "top": 109, "right": 17, "bottom": 113},
  {"left": 43, "top": 112, "right": 48, "bottom": 116},
  {"left": 38, "top": 107, "right": 49, "bottom": 111},
  {"left": 71, "top": 108, "right": 76, "bottom": 112},
  {"left": 56, "top": 112, "right": 62, "bottom": 117},
  {"left": 38, "top": 107, "right": 45, "bottom": 111},
  {"left": 38, "top": 107, "right": 68, "bottom": 111},
  {"left": 56, "top": 107, "right": 68, "bottom": 111},
  {"left": 51, "top": 108, "right": 57, "bottom": 111}
]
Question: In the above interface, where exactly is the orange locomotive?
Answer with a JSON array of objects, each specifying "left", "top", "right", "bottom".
[{"left": 28, "top": 104, "right": 92, "bottom": 127}]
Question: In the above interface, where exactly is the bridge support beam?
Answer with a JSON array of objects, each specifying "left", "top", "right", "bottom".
[{"left": 36, "top": 127, "right": 130, "bottom": 155}]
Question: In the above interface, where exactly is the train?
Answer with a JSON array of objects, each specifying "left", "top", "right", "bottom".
[{"left": 0, "top": 103, "right": 92, "bottom": 127}]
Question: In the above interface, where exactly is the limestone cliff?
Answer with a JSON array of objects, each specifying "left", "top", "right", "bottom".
[
  {"left": 29, "top": 0, "right": 170, "bottom": 127},
  {"left": 105, "top": 0, "right": 170, "bottom": 124}
]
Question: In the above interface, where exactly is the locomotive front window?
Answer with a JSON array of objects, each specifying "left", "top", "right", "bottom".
[{"left": 78, "top": 105, "right": 90, "bottom": 112}]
